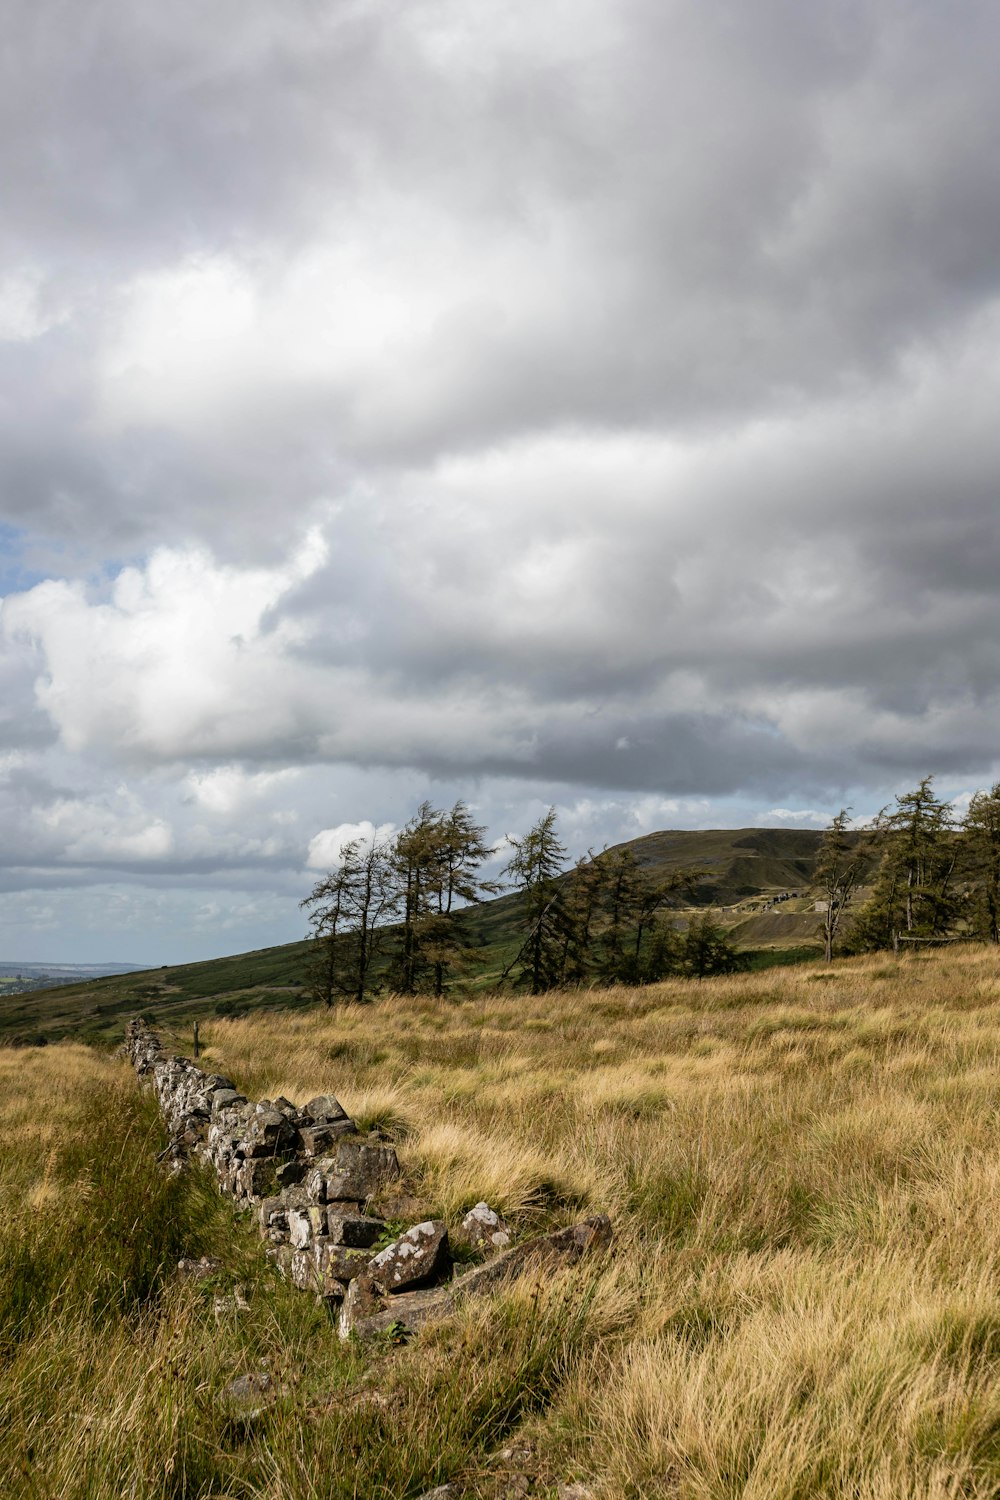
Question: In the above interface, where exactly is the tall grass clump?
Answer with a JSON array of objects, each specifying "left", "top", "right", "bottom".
[{"left": 0, "top": 1075, "right": 220, "bottom": 1355}]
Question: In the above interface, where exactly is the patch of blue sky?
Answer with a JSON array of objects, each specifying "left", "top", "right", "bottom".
[
  {"left": 0, "top": 524, "right": 148, "bottom": 599},
  {"left": 0, "top": 524, "right": 50, "bottom": 595}
]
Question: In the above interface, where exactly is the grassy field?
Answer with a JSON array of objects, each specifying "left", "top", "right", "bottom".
[{"left": 6, "top": 946, "right": 1000, "bottom": 1495}]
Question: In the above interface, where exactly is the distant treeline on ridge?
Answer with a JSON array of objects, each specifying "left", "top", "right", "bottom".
[{"left": 301, "top": 776, "right": 1000, "bottom": 1005}]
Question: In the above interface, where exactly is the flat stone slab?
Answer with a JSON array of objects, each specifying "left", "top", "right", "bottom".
[
  {"left": 299, "top": 1120, "right": 358, "bottom": 1156},
  {"left": 340, "top": 1214, "right": 613, "bottom": 1340}
]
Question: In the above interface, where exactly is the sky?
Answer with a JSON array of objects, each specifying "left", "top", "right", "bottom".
[{"left": 2, "top": 0, "right": 1000, "bottom": 963}]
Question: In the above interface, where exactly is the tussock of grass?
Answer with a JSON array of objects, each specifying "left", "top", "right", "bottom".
[{"left": 413, "top": 1120, "right": 597, "bottom": 1221}]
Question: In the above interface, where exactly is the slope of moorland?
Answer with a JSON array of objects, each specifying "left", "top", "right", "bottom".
[
  {"left": 610, "top": 824, "right": 827, "bottom": 900},
  {"left": 0, "top": 828, "right": 837, "bottom": 1044},
  {"left": 4, "top": 946, "right": 1000, "bottom": 1496},
  {"left": 0, "top": 938, "right": 319, "bottom": 1045}
]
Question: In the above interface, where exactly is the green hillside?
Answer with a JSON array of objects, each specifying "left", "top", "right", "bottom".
[
  {"left": 617, "top": 825, "right": 825, "bottom": 901},
  {"left": 0, "top": 827, "right": 836, "bottom": 1045}
]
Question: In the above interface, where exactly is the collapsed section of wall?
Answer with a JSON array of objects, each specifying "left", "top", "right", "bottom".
[{"left": 124, "top": 1017, "right": 612, "bottom": 1341}]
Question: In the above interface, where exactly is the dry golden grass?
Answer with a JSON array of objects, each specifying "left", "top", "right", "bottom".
[
  {"left": 188, "top": 946, "right": 1000, "bottom": 1495},
  {"left": 0, "top": 1042, "right": 124, "bottom": 1213},
  {"left": 7, "top": 945, "right": 1000, "bottom": 1496}
]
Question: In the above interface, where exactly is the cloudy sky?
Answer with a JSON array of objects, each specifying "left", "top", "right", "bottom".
[{"left": 2, "top": 0, "right": 999, "bottom": 962}]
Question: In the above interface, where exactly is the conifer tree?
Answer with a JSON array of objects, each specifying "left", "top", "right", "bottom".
[
  {"left": 963, "top": 783, "right": 1000, "bottom": 943},
  {"left": 427, "top": 800, "right": 500, "bottom": 995},
  {"left": 390, "top": 799, "right": 500, "bottom": 996},
  {"left": 851, "top": 777, "right": 959, "bottom": 951},
  {"left": 558, "top": 850, "right": 606, "bottom": 985},
  {"left": 813, "top": 808, "right": 874, "bottom": 961},
  {"left": 680, "top": 912, "right": 744, "bottom": 979},
  {"left": 392, "top": 801, "right": 444, "bottom": 995},
  {"left": 301, "top": 831, "right": 400, "bottom": 1005},
  {"left": 502, "top": 807, "right": 567, "bottom": 994}
]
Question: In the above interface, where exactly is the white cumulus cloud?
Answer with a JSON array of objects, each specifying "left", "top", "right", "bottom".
[{"left": 306, "top": 820, "right": 396, "bottom": 871}]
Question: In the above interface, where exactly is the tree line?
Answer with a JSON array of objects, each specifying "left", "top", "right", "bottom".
[
  {"left": 301, "top": 802, "right": 742, "bottom": 1006},
  {"left": 815, "top": 776, "right": 1000, "bottom": 958}
]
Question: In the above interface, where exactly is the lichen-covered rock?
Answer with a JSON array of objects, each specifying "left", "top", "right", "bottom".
[
  {"left": 314, "top": 1238, "right": 376, "bottom": 1292},
  {"left": 369, "top": 1220, "right": 450, "bottom": 1293},
  {"left": 278, "top": 1182, "right": 310, "bottom": 1213},
  {"left": 304, "top": 1158, "right": 335, "bottom": 1202},
  {"left": 288, "top": 1208, "right": 314, "bottom": 1251},
  {"left": 290, "top": 1249, "right": 316, "bottom": 1290},
  {"left": 460, "top": 1202, "right": 511, "bottom": 1252}
]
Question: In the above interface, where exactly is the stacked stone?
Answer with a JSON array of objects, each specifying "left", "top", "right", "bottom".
[
  {"left": 123, "top": 1018, "right": 611, "bottom": 1342},
  {"left": 123, "top": 1019, "right": 404, "bottom": 1305}
]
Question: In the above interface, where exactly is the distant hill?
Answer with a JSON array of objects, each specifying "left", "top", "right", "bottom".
[
  {"left": 0, "top": 827, "right": 842, "bottom": 1045},
  {"left": 604, "top": 826, "right": 826, "bottom": 904},
  {"left": 0, "top": 960, "right": 145, "bottom": 983}
]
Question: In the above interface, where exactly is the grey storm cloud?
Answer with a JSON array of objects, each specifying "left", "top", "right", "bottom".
[{"left": 2, "top": 0, "right": 1000, "bottom": 959}]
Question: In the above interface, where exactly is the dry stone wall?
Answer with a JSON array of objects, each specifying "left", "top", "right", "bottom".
[{"left": 124, "top": 1017, "right": 612, "bottom": 1341}]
